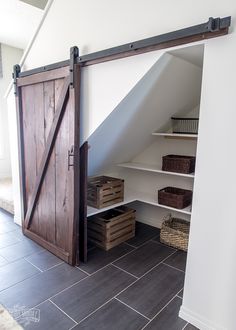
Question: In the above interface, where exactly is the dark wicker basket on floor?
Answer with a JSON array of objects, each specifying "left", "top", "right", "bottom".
[
  {"left": 162, "top": 155, "right": 196, "bottom": 174},
  {"left": 158, "top": 186, "right": 192, "bottom": 209},
  {"left": 160, "top": 214, "right": 190, "bottom": 251}
]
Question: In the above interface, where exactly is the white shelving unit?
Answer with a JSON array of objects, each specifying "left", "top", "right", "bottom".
[
  {"left": 87, "top": 188, "right": 191, "bottom": 217},
  {"left": 88, "top": 131, "right": 196, "bottom": 221},
  {"left": 117, "top": 162, "right": 194, "bottom": 178}
]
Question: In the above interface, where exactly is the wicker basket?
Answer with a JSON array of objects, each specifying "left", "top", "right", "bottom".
[
  {"left": 158, "top": 186, "right": 192, "bottom": 209},
  {"left": 171, "top": 117, "right": 199, "bottom": 134},
  {"left": 160, "top": 214, "right": 190, "bottom": 251},
  {"left": 162, "top": 155, "right": 196, "bottom": 174}
]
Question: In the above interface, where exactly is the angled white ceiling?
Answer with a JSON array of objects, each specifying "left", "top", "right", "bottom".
[
  {"left": 19, "top": 0, "right": 48, "bottom": 10},
  {"left": 0, "top": 0, "right": 44, "bottom": 49},
  {"left": 87, "top": 52, "right": 203, "bottom": 176},
  {"left": 169, "top": 44, "right": 204, "bottom": 68}
]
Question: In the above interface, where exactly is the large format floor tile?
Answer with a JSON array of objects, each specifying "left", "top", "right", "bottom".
[
  {"left": 0, "top": 209, "right": 14, "bottom": 223},
  {"left": 0, "top": 263, "right": 87, "bottom": 309},
  {"left": 21, "top": 300, "right": 76, "bottom": 330},
  {"left": 26, "top": 250, "right": 63, "bottom": 271},
  {"left": 0, "top": 259, "right": 40, "bottom": 292},
  {"left": 0, "top": 239, "right": 43, "bottom": 262},
  {"left": 144, "top": 297, "right": 187, "bottom": 330},
  {"left": 185, "top": 324, "right": 199, "bottom": 330},
  {"left": 0, "top": 255, "right": 8, "bottom": 267},
  {"left": 126, "top": 222, "right": 160, "bottom": 247},
  {"left": 0, "top": 221, "right": 18, "bottom": 234},
  {"left": 52, "top": 265, "right": 136, "bottom": 322},
  {"left": 118, "top": 263, "right": 184, "bottom": 319},
  {"left": 79, "top": 243, "right": 134, "bottom": 274},
  {"left": 75, "top": 298, "right": 148, "bottom": 330},
  {"left": 0, "top": 231, "right": 21, "bottom": 249},
  {"left": 114, "top": 241, "right": 174, "bottom": 277},
  {"left": 164, "top": 250, "right": 187, "bottom": 272}
]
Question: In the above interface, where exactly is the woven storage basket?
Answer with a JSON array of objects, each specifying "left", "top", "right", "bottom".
[
  {"left": 158, "top": 186, "right": 192, "bottom": 209},
  {"left": 171, "top": 117, "right": 199, "bottom": 134},
  {"left": 160, "top": 214, "right": 190, "bottom": 251},
  {"left": 162, "top": 155, "right": 196, "bottom": 174}
]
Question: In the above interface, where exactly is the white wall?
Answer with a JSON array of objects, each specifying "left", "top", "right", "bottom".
[
  {"left": 179, "top": 32, "right": 236, "bottom": 330},
  {"left": 7, "top": 0, "right": 236, "bottom": 329},
  {"left": 0, "top": 44, "right": 23, "bottom": 179}
]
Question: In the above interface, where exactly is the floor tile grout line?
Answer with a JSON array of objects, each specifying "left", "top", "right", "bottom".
[
  {"left": 122, "top": 242, "right": 138, "bottom": 249},
  {"left": 77, "top": 263, "right": 112, "bottom": 278},
  {"left": 12, "top": 274, "right": 91, "bottom": 320},
  {"left": 76, "top": 242, "right": 141, "bottom": 277},
  {"left": 0, "top": 267, "right": 52, "bottom": 294},
  {"left": 76, "top": 266, "right": 91, "bottom": 276},
  {"left": 111, "top": 264, "right": 139, "bottom": 279},
  {"left": 68, "top": 296, "right": 116, "bottom": 325},
  {"left": 140, "top": 292, "right": 184, "bottom": 330},
  {"left": 45, "top": 261, "right": 65, "bottom": 272},
  {"left": 0, "top": 254, "right": 9, "bottom": 262},
  {"left": 77, "top": 237, "right": 172, "bottom": 280},
  {"left": 162, "top": 262, "right": 185, "bottom": 273},
  {"left": 150, "top": 238, "right": 177, "bottom": 251},
  {"left": 46, "top": 274, "right": 90, "bottom": 301},
  {"left": 182, "top": 323, "right": 189, "bottom": 330},
  {"left": 76, "top": 234, "right": 164, "bottom": 277},
  {"left": 49, "top": 299, "right": 78, "bottom": 325},
  {"left": 23, "top": 257, "right": 44, "bottom": 272},
  {"left": 105, "top": 238, "right": 161, "bottom": 266},
  {"left": 0, "top": 239, "right": 22, "bottom": 250},
  {"left": 115, "top": 297, "right": 150, "bottom": 321},
  {"left": 176, "top": 287, "right": 184, "bottom": 295}
]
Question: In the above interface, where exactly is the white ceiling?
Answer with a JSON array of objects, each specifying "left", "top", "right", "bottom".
[{"left": 0, "top": 0, "right": 44, "bottom": 49}]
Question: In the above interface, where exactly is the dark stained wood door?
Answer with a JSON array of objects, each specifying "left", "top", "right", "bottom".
[{"left": 15, "top": 65, "right": 81, "bottom": 265}]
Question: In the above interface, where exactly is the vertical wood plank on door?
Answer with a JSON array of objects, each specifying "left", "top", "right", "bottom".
[
  {"left": 44, "top": 81, "right": 56, "bottom": 244},
  {"left": 67, "top": 87, "right": 76, "bottom": 263},
  {"left": 36, "top": 81, "right": 56, "bottom": 242},
  {"left": 34, "top": 83, "right": 46, "bottom": 238},
  {"left": 21, "top": 85, "right": 39, "bottom": 233},
  {"left": 55, "top": 78, "right": 72, "bottom": 252}
]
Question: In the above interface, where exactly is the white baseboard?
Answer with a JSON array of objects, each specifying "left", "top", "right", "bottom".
[
  {"left": 179, "top": 305, "right": 223, "bottom": 330},
  {"left": 14, "top": 214, "right": 22, "bottom": 227},
  {"left": 136, "top": 216, "right": 162, "bottom": 228}
]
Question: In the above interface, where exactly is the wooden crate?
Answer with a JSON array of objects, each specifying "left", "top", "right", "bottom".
[
  {"left": 88, "top": 206, "right": 136, "bottom": 251},
  {"left": 87, "top": 176, "right": 124, "bottom": 209}
]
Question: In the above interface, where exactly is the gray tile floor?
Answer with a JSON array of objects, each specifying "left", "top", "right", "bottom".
[{"left": 0, "top": 209, "right": 198, "bottom": 330}]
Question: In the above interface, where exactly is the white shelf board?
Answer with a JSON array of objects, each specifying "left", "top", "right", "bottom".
[
  {"left": 87, "top": 188, "right": 137, "bottom": 217},
  {"left": 87, "top": 188, "right": 192, "bottom": 217},
  {"left": 117, "top": 162, "right": 194, "bottom": 178},
  {"left": 152, "top": 132, "right": 198, "bottom": 139},
  {"left": 134, "top": 190, "right": 192, "bottom": 215}
]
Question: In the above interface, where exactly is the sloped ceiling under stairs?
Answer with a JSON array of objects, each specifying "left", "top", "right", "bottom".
[{"left": 87, "top": 49, "right": 203, "bottom": 176}]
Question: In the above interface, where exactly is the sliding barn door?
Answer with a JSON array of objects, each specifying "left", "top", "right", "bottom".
[{"left": 15, "top": 65, "right": 81, "bottom": 265}]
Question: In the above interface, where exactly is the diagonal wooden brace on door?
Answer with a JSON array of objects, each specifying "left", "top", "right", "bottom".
[{"left": 24, "top": 76, "right": 70, "bottom": 229}]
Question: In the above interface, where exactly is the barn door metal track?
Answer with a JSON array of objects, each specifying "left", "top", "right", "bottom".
[{"left": 18, "top": 16, "right": 231, "bottom": 77}]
